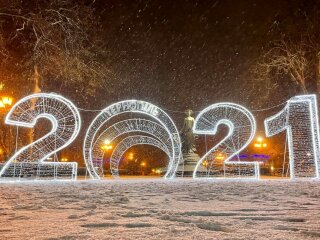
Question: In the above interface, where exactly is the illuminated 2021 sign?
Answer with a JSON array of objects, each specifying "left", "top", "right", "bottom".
[{"left": 1, "top": 93, "right": 319, "bottom": 181}]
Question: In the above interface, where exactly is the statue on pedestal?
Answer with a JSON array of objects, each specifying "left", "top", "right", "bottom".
[
  {"left": 181, "top": 109, "right": 197, "bottom": 154},
  {"left": 178, "top": 109, "right": 205, "bottom": 176}
]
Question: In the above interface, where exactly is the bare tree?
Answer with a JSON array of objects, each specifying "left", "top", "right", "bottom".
[
  {"left": 0, "top": 0, "right": 113, "bottom": 98},
  {"left": 255, "top": 40, "right": 310, "bottom": 94},
  {"left": 253, "top": 4, "right": 320, "bottom": 98},
  {"left": 0, "top": 1, "right": 115, "bottom": 149}
]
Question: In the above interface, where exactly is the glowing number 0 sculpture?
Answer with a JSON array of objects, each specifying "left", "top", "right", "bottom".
[
  {"left": 110, "top": 135, "right": 170, "bottom": 177},
  {"left": 91, "top": 119, "right": 174, "bottom": 178},
  {"left": 264, "top": 95, "right": 320, "bottom": 179},
  {"left": 83, "top": 100, "right": 182, "bottom": 180},
  {"left": 0, "top": 93, "right": 81, "bottom": 180},
  {"left": 193, "top": 103, "right": 260, "bottom": 179}
]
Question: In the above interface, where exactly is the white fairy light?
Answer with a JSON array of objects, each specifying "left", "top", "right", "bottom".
[
  {"left": 91, "top": 119, "right": 185, "bottom": 178},
  {"left": 192, "top": 102, "right": 259, "bottom": 179},
  {"left": 0, "top": 93, "right": 81, "bottom": 181},
  {"left": 264, "top": 94, "right": 320, "bottom": 179},
  {"left": 83, "top": 100, "right": 182, "bottom": 180},
  {"left": 110, "top": 135, "right": 170, "bottom": 178},
  {"left": 91, "top": 119, "right": 174, "bottom": 178}
]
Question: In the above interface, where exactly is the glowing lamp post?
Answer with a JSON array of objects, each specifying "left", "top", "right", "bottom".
[
  {"left": 0, "top": 95, "right": 14, "bottom": 161},
  {"left": 215, "top": 153, "right": 225, "bottom": 162},
  {"left": 0, "top": 96, "right": 13, "bottom": 109},
  {"left": 101, "top": 139, "right": 113, "bottom": 173},
  {"left": 101, "top": 139, "right": 113, "bottom": 151},
  {"left": 254, "top": 136, "right": 267, "bottom": 149},
  {"left": 140, "top": 161, "right": 146, "bottom": 175},
  {"left": 128, "top": 152, "right": 134, "bottom": 160}
]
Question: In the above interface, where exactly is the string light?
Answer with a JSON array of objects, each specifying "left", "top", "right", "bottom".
[
  {"left": 83, "top": 100, "right": 182, "bottom": 180},
  {"left": 110, "top": 135, "right": 170, "bottom": 178},
  {"left": 265, "top": 94, "right": 320, "bottom": 179},
  {"left": 90, "top": 119, "right": 175, "bottom": 178},
  {"left": 193, "top": 102, "right": 259, "bottom": 179},
  {"left": 1, "top": 93, "right": 81, "bottom": 181}
]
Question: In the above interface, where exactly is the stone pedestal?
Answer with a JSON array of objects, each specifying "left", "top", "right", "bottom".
[{"left": 177, "top": 152, "right": 207, "bottom": 177}]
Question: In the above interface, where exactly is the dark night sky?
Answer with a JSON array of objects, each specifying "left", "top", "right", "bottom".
[
  {"left": 90, "top": 1, "right": 312, "bottom": 106},
  {"left": 71, "top": 0, "right": 317, "bottom": 128}
]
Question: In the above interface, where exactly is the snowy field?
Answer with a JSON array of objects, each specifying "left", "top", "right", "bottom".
[{"left": 0, "top": 179, "right": 319, "bottom": 240}]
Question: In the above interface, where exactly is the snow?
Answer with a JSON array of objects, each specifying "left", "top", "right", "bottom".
[{"left": 0, "top": 178, "right": 319, "bottom": 239}]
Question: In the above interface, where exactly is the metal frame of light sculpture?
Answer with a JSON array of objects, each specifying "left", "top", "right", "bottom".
[
  {"left": 264, "top": 95, "right": 320, "bottom": 179},
  {"left": 110, "top": 135, "right": 170, "bottom": 178},
  {"left": 192, "top": 102, "right": 259, "bottom": 179},
  {"left": 91, "top": 119, "right": 174, "bottom": 177},
  {"left": 0, "top": 93, "right": 81, "bottom": 180},
  {"left": 84, "top": 100, "right": 181, "bottom": 180}
]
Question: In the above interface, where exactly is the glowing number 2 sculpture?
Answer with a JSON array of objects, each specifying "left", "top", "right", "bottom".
[
  {"left": 264, "top": 95, "right": 320, "bottom": 179},
  {"left": 193, "top": 103, "right": 259, "bottom": 179},
  {"left": 0, "top": 93, "right": 81, "bottom": 180}
]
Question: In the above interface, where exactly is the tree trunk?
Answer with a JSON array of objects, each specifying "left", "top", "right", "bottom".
[
  {"left": 28, "top": 65, "right": 41, "bottom": 145},
  {"left": 316, "top": 52, "right": 320, "bottom": 94}
]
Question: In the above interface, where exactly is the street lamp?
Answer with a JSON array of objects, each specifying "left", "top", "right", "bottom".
[
  {"left": 101, "top": 139, "right": 113, "bottom": 151},
  {"left": 254, "top": 136, "right": 267, "bottom": 148},
  {"left": 216, "top": 153, "right": 225, "bottom": 161},
  {"left": 128, "top": 152, "right": 134, "bottom": 160},
  {"left": 140, "top": 161, "right": 146, "bottom": 175},
  {"left": 202, "top": 160, "right": 208, "bottom": 167},
  {"left": 0, "top": 96, "right": 13, "bottom": 109},
  {"left": 0, "top": 95, "right": 14, "bottom": 161}
]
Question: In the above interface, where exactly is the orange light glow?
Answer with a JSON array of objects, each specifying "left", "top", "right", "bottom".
[
  {"left": 257, "top": 137, "right": 263, "bottom": 143},
  {"left": 215, "top": 153, "right": 225, "bottom": 161},
  {"left": 0, "top": 96, "right": 13, "bottom": 109},
  {"left": 2, "top": 96, "right": 13, "bottom": 106},
  {"left": 254, "top": 143, "right": 262, "bottom": 148},
  {"left": 128, "top": 153, "right": 134, "bottom": 160},
  {"left": 101, "top": 144, "right": 113, "bottom": 151}
]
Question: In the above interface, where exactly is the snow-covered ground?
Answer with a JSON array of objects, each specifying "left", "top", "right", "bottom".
[{"left": 0, "top": 178, "right": 319, "bottom": 239}]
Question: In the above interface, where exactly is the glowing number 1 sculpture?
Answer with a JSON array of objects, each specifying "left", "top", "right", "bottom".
[
  {"left": 193, "top": 103, "right": 259, "bottom": 179},
  {"left": 0, "top": 93, "right": 81, "bottom": 180},
  {"left": 264, "top": 95, "right": 320, "bottom": 179}
]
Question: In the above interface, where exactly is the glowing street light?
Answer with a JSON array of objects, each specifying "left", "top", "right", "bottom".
[
  {"left": 0, "top": 96, "right": 13, "bottom": 109},
  {"left": 101, "top": 139, "right": 113, "bottom": 151},
  {"left": 61, "top": 157, "right": 68, "bottom": 162},
  {"left": 128, "top": 152, "right": 134, "bottom": 160},
  {"left": 140, "top": 161, "right": 146, "bottom": 176},
  {"left": 254, "top": 136, "right": 267, "bottom": 148},
  {"left": 202, "top": 160, "right": 208, "bottom": 167},
  {"left": 0, "top": 95, "right": 14, "bottom": 160},
  {"left": 216, "top": 153, "right": 225, "bottom": 161}
]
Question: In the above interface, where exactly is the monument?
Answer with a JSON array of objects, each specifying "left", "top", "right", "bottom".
[{"left": 178, "top": 109, "right": 206, "bottom": 176}]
